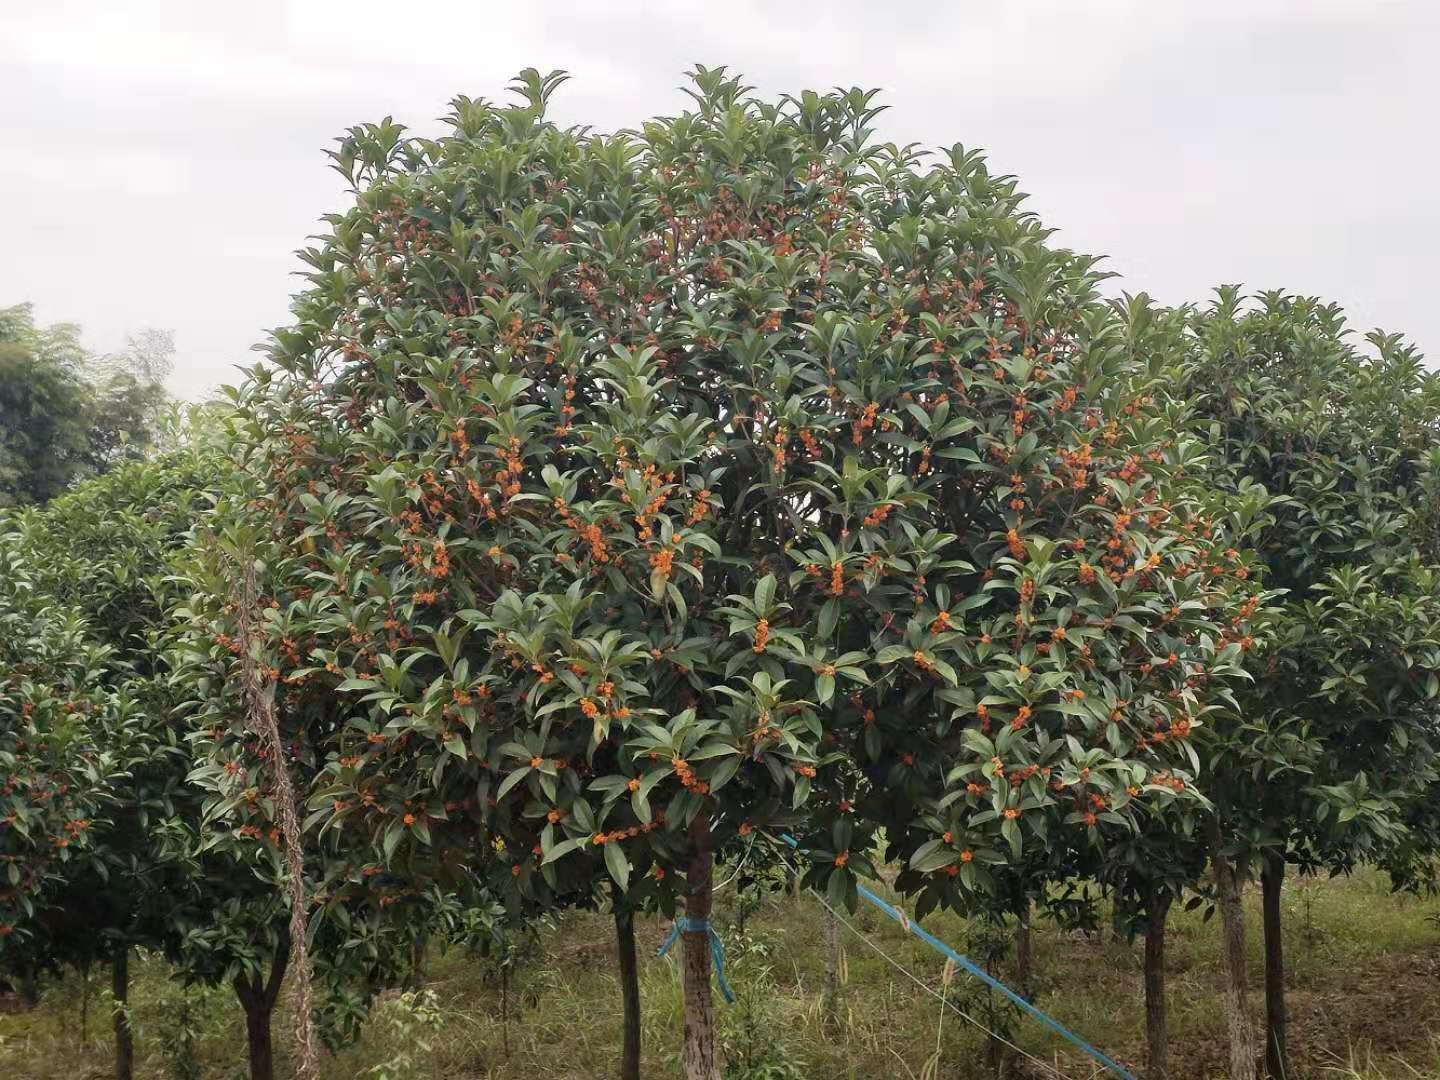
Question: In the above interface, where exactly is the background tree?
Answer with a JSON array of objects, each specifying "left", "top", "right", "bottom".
[
  {"left": 0, "top": 304, "right": 94, "bottom": 506},
  {"left": 2, "top": 447, "right": 222, "bottom": 1079},
  {"left": 0, "top": 304, "right": 176, "bottom": 507},
  {"left": 1171, "top": 289, "right": 1440, "bottom": 1080},
  {"left": 84, "top": 329, "right": 176, "bottom": 470},
  {"left": 0, "top": 518, "right": 138, "bottom": 1076}
]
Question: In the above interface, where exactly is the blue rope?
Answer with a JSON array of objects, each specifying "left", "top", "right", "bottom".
[
  {"left": 656, "top": 915, "right": 736, "bottom": 1004},
  {"left": 778, "top": 833, "right": 1138, "bottom": 1080}
]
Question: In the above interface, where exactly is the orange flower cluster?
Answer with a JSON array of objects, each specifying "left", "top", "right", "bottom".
[
  {"left": 851, "top": 401, "right": 879, "bottom": 446},
  {"left": 863, "top": 502, "right": 893, "bottom": 528},
  {"left": 686, "top": 487, "right": 712, "bottom": 525},
  {"left": 591, "top": 819, "right": 662, "bottom": 845},
  {"left": 753, "top": 618, "right": 769, "bottom": 653},
  {"left": 672, "top": 756, "right": 708, "bottom": 794}
]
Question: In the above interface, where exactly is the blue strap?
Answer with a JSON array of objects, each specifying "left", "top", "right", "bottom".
[
  {"left": 656, "top": 915, "right": 736, "bottom": 1004},
  {"left": 778, "top": 834, "right": 1137, "bottom": 1080}
]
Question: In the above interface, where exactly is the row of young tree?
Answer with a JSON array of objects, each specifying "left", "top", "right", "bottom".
[{"left": 3, "top": 69, "right": 1438, "bottom": 1080}]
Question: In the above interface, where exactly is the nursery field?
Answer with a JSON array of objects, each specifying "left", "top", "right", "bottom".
[{"left": 3, "top": 868, "right": 1438, "bottom": 1080}]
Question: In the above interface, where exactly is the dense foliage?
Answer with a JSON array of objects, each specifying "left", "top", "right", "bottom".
[{"left": 2, "top": 68, "right": 1437, "bottom": 1080}]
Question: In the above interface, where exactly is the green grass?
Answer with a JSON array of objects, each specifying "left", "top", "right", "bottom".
[{"left": 3, "top": 868, "right": 1438, "bottom": 1079}]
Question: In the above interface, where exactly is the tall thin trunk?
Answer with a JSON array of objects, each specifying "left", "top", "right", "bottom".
[
  {"left": 81, "top": 963, "right": 90, "bottom": 1041},
  {"left": 682, "top": 812, "right": 720, "bottom": 1080},
  {"left": 1144, "top": 890, "right": 1173, "bottom": 1080},
  {"left": 500, "top": 963, "right": 511, "bottom": 1060},
  {"left": 616, "top": 910, "right": 642, "bottom": 1080},
  {"left": 112, "top": 946, "right": 133, "bottom": 1080},
  {"left": 822, "top": 904, "right": 841, "bottom": 1020},
  {"left": 405, "top": 935, "right": 429, "bottom": 990},
  {"left": 1261, "top": 852, "right": 1288, "bottom": 1080},
  {"left": 1014, "top": 899, "right": 1033, "bottom": 1001},
  {"left": 19, "top": 962, "right": 38, "bottom": 1008},
  {"left": 1210, "top": 822, "right": 1258, "bottom": 1080},
  {"left": 232, "top": 552, "right": 318, "bottom": 1080}
]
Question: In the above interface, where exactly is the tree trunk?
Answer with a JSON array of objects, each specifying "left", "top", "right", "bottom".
[
  {"left": 234, "top": 931, "right": 290, "bottom": 1080},
  {"left": 1144, "top": 890, "right": 1173, "bottom": 1080},
  {"left": 1210, "top": 825, "right": 1258, "bottom": 1080},
  {"left": 1014, "top": 899, "right": 1033, "bottom": 1001},
  {"left": 237, "top": 983, "right": 275, "bottom": 1080},
  {"left": 112, "top": 946, "right": 133, "bottom": 1080},
  {"left": 500, "top": 963, "right": 511, "bottom": 1060},
  {"left": 19, "top": 962, "right": 38, "bottom": 1008},
  {"left": 1261, "top": 852, "right": 1289, "bottom": 1080},
  {"left": 681, "top": 812, "right": 721, "bottom": 1080},
  {"left": 616, "top": 910, "right": 642, "bottom": 1080},
  {"left": 822, "top": 904, "right": 841, "bottom": 1019}
]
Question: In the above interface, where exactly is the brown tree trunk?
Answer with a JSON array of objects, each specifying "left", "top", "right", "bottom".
[
  {"left": 1261, "top": 852, "right": 1289, "bottom": 1079},
  {"left": 112, "top": 946, "right": 133, "bottom": 1080},
  {"left": 682, "top": 812, "right": 721, "bottom": 1080},
  {"left": 405, "top": 936, "right": 426, "bottom": 990},
  {"left": 822, "top": 904, "right": 841, "bottom": 1019},
  {"left": 616, "top": 910, "right": 642, "bottom": 1080},
  {"left": 231, "top": 553, "right": 319, "bottom": 1080},
  {"left": 1014, "top": 899, "right": 1033, "bottom": 1001},
  {"left": 19, "top": 962, "right": 39, "bottom": 1008},
  {"left": 500, "top": 962, "right": 511, "bottom": 1061},
  {"left": 234, "top": 932, "right": 289, "bottom": 1080},
  {"left": 1145, "top": 890, "right": 1173, "bottom": 1080},
  {"left": 1210, "top": 824, "right": 1258, "bottom": 1080},
  {"left": 237, "top": 983, "right": 275, "bottom": 1080}
]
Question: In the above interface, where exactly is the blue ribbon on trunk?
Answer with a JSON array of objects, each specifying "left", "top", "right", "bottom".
[{"left": 656, "top": 915, "right": 736, "bottom": 1004}]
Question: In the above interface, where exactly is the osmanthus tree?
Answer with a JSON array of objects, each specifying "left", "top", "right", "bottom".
[
  {"left": 173, "top": 510, "right": 501, "bottom": 1080},
  {"left": 1171, "top": 289, "right": 1440, "bottom": 1080},
  {"left": 0, "top": 452, "right": 228, "bottom": 1080},
  {"left": 0, "top": 523, "right": 142, "bottom": 1074},
  {"left": 197, "top": 68, "right": 1260, "bottom": 1079}
]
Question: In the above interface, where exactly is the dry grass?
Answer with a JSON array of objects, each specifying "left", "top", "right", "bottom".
[{"left": 2, "top": 868, "right": 1438, "bottom": 1079}]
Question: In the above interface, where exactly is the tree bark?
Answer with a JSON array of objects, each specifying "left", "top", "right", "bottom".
[
  {"left": 112, "top": 945, "right": 134, "bottom": 1080},
  {"left": 237, "top": 984, "right": 275, "bottom": 1080},
  {"left": 500, "top": 962, "right": 511, "bottom": 1061},
  {"left": 1014, "top": 899, "right": 1033, "bottom": 1001},
  {"left": 682, "top": 812, "right": 721, "bottom": 1080},
  {"left": 233, "top": 933, "right": 290, "bottom": 1080},
  {"left": 616, "top": 910, "right": 642, "bottom": 1080},
  {"left": 1261, "top": 852, "right": 1288, "bottom": 1080},
  {"left": 19, "top": 962, "right": 38, "bottom": 1008},
  {"left": 1144, "top": 890, "right": 1173, "bottom": 1080},
  {"left": 822, "top": 904, "right": 841, "bottom": 1020},
  {"left": 1210, "top": 826, "right": 1258, "bottom": 1080}
]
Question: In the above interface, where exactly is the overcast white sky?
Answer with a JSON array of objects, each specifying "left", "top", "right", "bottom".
[{"left": 3, "top": 0, "right": 1436, "bottom": 399}]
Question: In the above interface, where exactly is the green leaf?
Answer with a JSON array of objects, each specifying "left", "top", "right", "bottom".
[
  {"left": 604, "top": 841, "right": 630, "bottom": 891},
  {"left": 496, "top": 766, "right": 532, "bottom": 799},
  {"left": 909, "top": 839, "right": 956, "bottom": 874}
]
